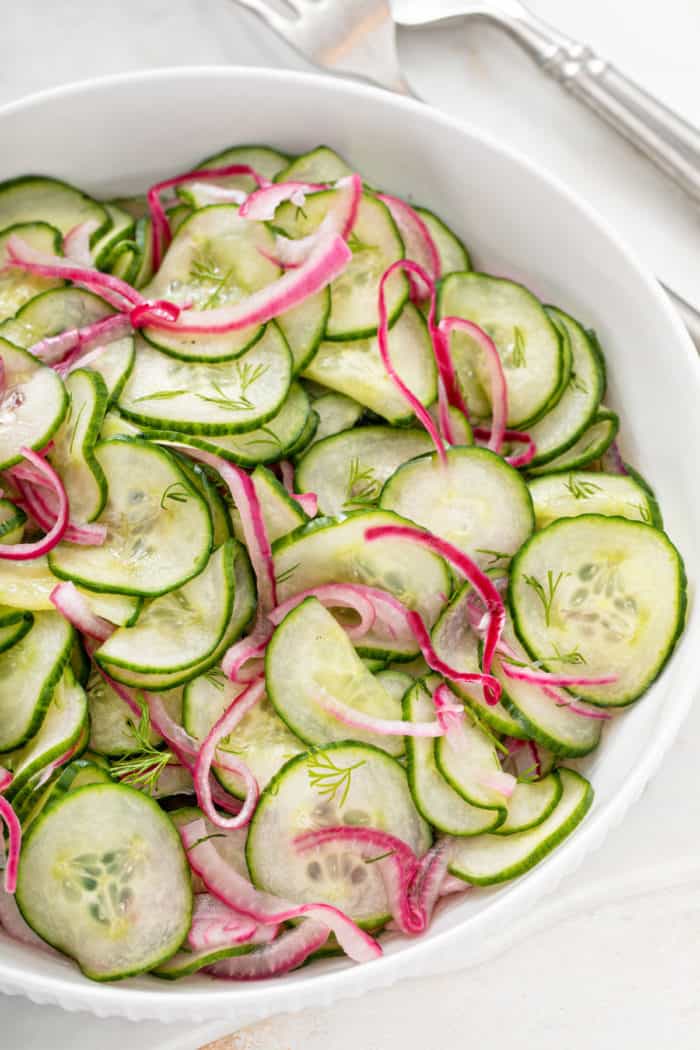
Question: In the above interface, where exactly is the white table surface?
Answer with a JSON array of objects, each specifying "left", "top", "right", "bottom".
[{"left": 1, "top": 2, "right": 699, "bottom": 1047}]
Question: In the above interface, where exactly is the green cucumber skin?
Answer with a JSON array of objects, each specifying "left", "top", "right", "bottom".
[
  {"left": 0, "top": 175, "right": 110, "bottom": 243},
  {"left": 0, "top": 339, "right": 69, "bottom": 471},
  {"left": 498, "top": 692, "right": 602, "bottom": 758},
  {"left": 527, "top": 411, "right": 619, "bottom": 476},
  {"left": 59, "top": 369, "right": 110, "bottom": 523},
  {"left": 0, "top": 613, "right": 33, "bottom": 654},
  {"left": 508, "top": 514, "right": 687, "bottom": 709},
  {"left": 142, "top": 321, "right": 266, "bottom": 364},
  {"left": 447, "top": 770, "right": 593, "bottom": 886},
  {"left": 0, "top": 620, "right": 74, "bottom": 752},
  {"left": 0, "top": 501, "right": 28, "bottom": 541},
  {"left": 491, "top": 774, "right": 563, "bottom": 836},
  {"left": 413, "top": 206, "right": 471, "bottom": 272}
]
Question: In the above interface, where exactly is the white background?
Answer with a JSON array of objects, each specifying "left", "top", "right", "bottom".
[{"left": 1, "top": 2, "right": 699, "bottom": 1048}]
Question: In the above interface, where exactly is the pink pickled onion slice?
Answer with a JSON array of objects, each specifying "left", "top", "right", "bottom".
[
  {"left": 278, "top": 459, "right": 295, "bottom": 493},
  {"left": 5, "top": 234, "right": 142, "bottom": 308},
  {"left": 207, "top": 920, "right": 330, "bottom": 980},
  {"left": 0, "top": 768, "right": 11, "bottom": 794},
  {"left": 0, "top": 449, "right": 68, "bottom": 560},
  {"left": 541, "top": 685, "right": 612, "bottom": 720},
  {"left": 14, "top": 476, "right": 106, "bottom": 547},
  {"left": 273, "top": 174, "right": 362, "bottom": 267},
  {"left": 222, "top": 629, "right": 271, "bottom": 683},
  {"left": 478, "top": 770, "right": 517, "bottom": 798},
  {"left": 376, "top": 194, "right": 440, "bottom": 292},
  {"left": 405, "top": 609, "right": 501, "bottom": 704},
  {"left": 0, "top": 797, "right": 21, "bottom": 893},
  {"left": 432, "top": 682, "right": 466, "bottom": 739},
  {"left": 438, "top": 317, "right": 507, "bottom": 455},
  {"left": 364, "top": 522, "right": 505, "bottom": 675},
  {"left": 240, "top": 181, "right": 327, "bottom": 222},
  {"left": 147, "top": 163, "right": 270, "bottom": 268},
  {"left": 408, "top": 842, "right": 449, "bottom": 926},
  {"left": 193, "top": 677, "right": 263, "bottom": 831},
  {"left": 268, "top": 585, "right": 376, "bottom": 643},
  {"left": 472, "top": 425, "right": 536, "bottom": 468},
  {"left": 49, "top": 582, "right": 114, "bottom": 642},
  {"left": 439, "top": 874, "right": 470, "bottom": 897},
  {"left": 63, "top": 220, "right": 100, "bottom": 267},
  {"left": 0, "top": 890, "right": 58, "bottom": 951},
  {"left": 317, "top": 688, "right": 445, "bottom": 737},
  {"left": 29, "top": 314, "right": 132, "bottom": 365},
  {"left": 188, "top": 894, "right": 258, "bottom": 950},
  {"left": 181, "top": 820, "right": 380, "bottom": 962},
  {"left": 378, "top": 260, "right": 447, "bottom": 463},
  {"left": 500, "top": 662, "right": 618, "bottom": 688},
  {"left": 601, "top": 439, "right": 628, "bottom": 476},
  {"left": 182, "top": 183, "right": 247, "bottom": 206},
  {"left": 292, "top": 491, "right": 318, "bottom": 516}
]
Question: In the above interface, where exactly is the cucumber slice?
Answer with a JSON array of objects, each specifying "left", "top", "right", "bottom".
[
  {"left": 119, "top": 326, "right": 292, "bottom": 434},
  {"left": 275, "top": 190, "right": 407, "bottom": 340},
  {"left": 437, "top": 273, "right": 563, "bottom": 428},
  {"left": 192, "top": 144, "right": 290, "bottom": 190},
  {"left": 297, "top": 425, "right": 433, "bottom": 517},
  {"left": 529, "top": 471, "right": 660, "bottom": 529},
  {"left": 277, "top": 290, "right": 330, "bottom": 375},
  {"left": 16, "top": 782, "right": 192, "bottom": 980},
  {"left": 153, "top": 942, "right": 254, "bottom": 979},
  {"left": 132, "top": 217, "right": 154, "bottom": 289},
  {"left": 493, "top": 615, "right": 602, "bottom": 756},
  {"left": 0, "top": 338, "right": 68, "bottom": 469},
  {"left": 98, "top": 541, "right": 255, "bottom": 691},
  {"left": 510, "top": 515, "right": 686, "bottom": 706},
  {"left": 434, "top": 712, "right": 508, "bottom": 818},
  {"left": 70, "top": 637, "right": 91, "bottom": 686},
  {"left": 447, "top": 768, "right": 593, "bottom": 885},
  {"left": 0, "top": 287, "right": 112, "bottom": 350},
  {"left": 175, "top": 457, "right": 232, "bottom": 547},
  {"left": 303, "top": 303, "right": 437, "bottom": 423},
  {"left": 92, "top": 203, "right": 135, "bottom": 268},
  {"left": 273, "top": 510, "right": 451, "bottom": 632},
  {"left": 100, "top": 411, "right": 142, "bottom": 441},
  {"left": 230, "top": 464, "right": 306, "bottom": 544},
  {"left": 413, "top": 207, "right": 470, "bottom": 273},
  {"left": 86, "top": 668, "right": 162, "bottom": 757},
  {"left": 0, "top": 612, "right": 73, "bottom": 751},
  {"left": 183, "top": 672, "right": 304, "bottom": 798},
  {"left": 404, "top": 680, "right": 503, "bottom": 836},
  {"left": 85, "top": 337, "right": 135, "bottom": 405},
  {"left": 105, "top": 239, "right": 141, "bottom": 285},
  {"left": 0, "top": 611, "right": 33, "bottom": 654},
  {"left": 146, "top": 381, "right": 311, "bottom": 466},
  {"left": 246, "top": 742, "right": 431, "bottom": 926},
  {"left": 306, "top": 392, "right": 364, "bottom": 449},
  {"left": 492, "top": 773, "right": 562, "bottom": 835},
  {"left": 380, "top": 447, "right": 534, "bottom": 570},
  {"left": 0, "top": 176, "right": 108, "bottom": 240},
  {"left": 13, "top": 750, "right": 109, "bottom": 832},
  {"left": 49, "top": 369, "right": 109, "bottom": 523},
  {"left": 265, "top": 597, "right": 405, "bottom": 755},
  {"left": 142, "top": 204, "right": 279, "bottom": 361},
  {"left": 0, "top": 222, "right": 64, "bottom": 323},
  {"left": 274, "top": 146, "right": 352, "bottom": 184},
  {"left": 169, "top": 806, "right": 249, "bottom": 891},
  {"left": 3, "top": 667, "right": 87, "bottom": 801},
  {"left": 288, "top": 407, "right": 319, "bottom": 460},
  {"left": 0, "top": 556, "right": 138, "bottom": 625},
  {"left": 525, "top": 309, "right": 605, "bottom": 467},
  {"left": 96, "top": 541, "right": 236, "bottom": 675},
  {"left": 528, "top": 410, "right": 619, "bottom": 475},
  {"left": 49, "top": 439, "right": 213, "bottom": 597},
  {"left": 430, "top": 586, "right": 524, "bottom": 736},
  {"left": 0, "top": 499, "right": 27, "bottom": 544}
]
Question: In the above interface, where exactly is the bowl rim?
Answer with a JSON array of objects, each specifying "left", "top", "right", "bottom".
[{"left": 1, "top": 64, "right": 698, "bottom": 1023}]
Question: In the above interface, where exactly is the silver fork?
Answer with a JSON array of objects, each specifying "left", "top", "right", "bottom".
[{"left": 229, "top": 0, "right": 700, "bottom": 348}]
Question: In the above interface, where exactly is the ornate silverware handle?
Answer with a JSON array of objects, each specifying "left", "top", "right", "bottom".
[{"left": 490, "top": 9, "right": 700, "bottom": 205}]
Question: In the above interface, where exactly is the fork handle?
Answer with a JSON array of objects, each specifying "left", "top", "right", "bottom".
[{"left": 491, "top": 10, "right": 700, "bottom": 205}]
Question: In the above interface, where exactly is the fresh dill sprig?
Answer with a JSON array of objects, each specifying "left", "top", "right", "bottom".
[
  {"left": 563, "top": 474, "right": 602, "bottom": 500},
  {"left": 133, "top": 389, "right": 188, "bottom": 403},
  {"left": 522, "top": 570, "right": 567, "bottom": 627},
  {"left": 275, "top": 562, "right": 299, "bottom": 586},
  {"left": 342, "top": 457, "right": 381, "bottom": 510},
  {"left": 110, "top": 704, "right": 174, "bottom": 793},
  {"left": 306, "top": 752, "right": 366, "bottom": 806},
  {"left": 511, "top": 326, "right": 527, "bottom": 368},
  {"left": 475, "top": 548, "right": 511, "bottom": 567},
  {"left": 160, "top": 481, "right": 190, "bottom": 509}
]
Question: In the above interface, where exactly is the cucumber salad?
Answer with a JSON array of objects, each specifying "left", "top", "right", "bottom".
[{"left": 0, "top": 144, "right": 687, "bottom": 983}]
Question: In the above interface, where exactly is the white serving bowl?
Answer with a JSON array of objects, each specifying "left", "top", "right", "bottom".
[{"left": 1, "top": 67, "right": 698, "bottom": 1027}]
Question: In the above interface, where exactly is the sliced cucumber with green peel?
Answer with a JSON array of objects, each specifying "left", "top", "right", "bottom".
[
  {"left": 49, "top": 439, "right": 213, "bottom": 597},
  {"left": 274, "top": 146, "right": 352, "bottom": 185},
  {"left": 303, "top": 303, "right": 437, "bottom": 423},
  {"left": 100, "top": 542, "right": 255, "bottom": 691},
  {"left": 288, "top": 407, "right": 319, "bottom": 460},
  {"left": 297, "top": 425, "right": 433, "bottom": 517},
  {"left": 87, "top": 667, "right": 161, "bottom": 757},
  {"left": 169, "top": 806, "right": 249, "bottom": 890},
  {"left": 266, "top": 597, "right": 405, "bottom": 755},
  {"left": 277, "top": 290, "right": 330, "bottom": 375},
  {"left": 0, "top": 222, "right": 64, "bottom": 323},
  {"left": 273, "top": 510, "right": 451, "bottom": 634},
  {"left": 16, "top": 782, "right": 192, "bottom": 980},
  {"left": 492, "top": 772, "right": 562, "bottom": 835},
  {"left": 493, "top": 616, "right": 602, "bottom": 756},
  {"left": 230, "top": 464, "right": 306, "bottom": 544},
  {"left": 434, "top": 712, "right": 508, "bottom": 818},
  {"left": 528, "top": 410, "right": 619, "bottom": 475},
  {"left": 49, "top": 369, "right": 109, "bottom": 523},
  {"left": 414, "top": 207, "right": 470, "bottom": 273},
  {"left": 193, "top": 143, "right": 290, "bottom": 190},
  {"left": 0, "top": 499, "right": 27, "bottom": 544},
  {"left": 148, "top": 381, "right": 311, "bottom": 466},
  {"left": 447, "top": 768, "right": 593, "bottom": 885},
  {"left": 380, "top": 447, "right": 534, "bottom": 570},
  {"left": 0, "top": 611, "right": 34, "bottom": 654},
  {"left": 526, "top": 308, "right": 605, "bottom": 467},
  {"left": 175, "top": 457, "right": 232, "bottom": 547},
  {"left": 275, "top": 190, "right": 407, "bottom": 340},
  {"left": 142, "top": 204, "right": 279, "bottom": 361},
  {"left": 437, "top": 273, "right": 563, "bottom": 427},
  {"left": 0, "top": 287, "right": 112, "bottom": 350},
  {"left": 510, "top": 515, "right": 686, "bottom": 706},
  {"left": 154, "top": 942, "right": 255, "bottom": 979},
  {"left": 0, "top": 557, "right": 141, "bottom": 623},
  {"left": 0, "top": 338, "right": 68, "bottom": 469},
  {"left": 91, "top": 202, "right": 135, "bottom": 268},
  {"left": 430, "top": 586, "right": 524, "bottom": 736},
  {"left": 0, "top": 175, "right": 108, "bottom": 240},
  {"left": 96, "top": 541, "right": 235, "bottom": 676},
  {"left": 183, "top": 672, "right": 303, "bottom": 798},
  {"left": 105, "top": 238, "right": 141, "bottom": 285},
  {"left": 246, "top": 742, "right": 431, "bottom": 926},
  {"left": 306, "top": 391, "right": 364, "bottom": 449},
  {"left": 3, "top": 667, "right": 87, "bottom": 801},
  {"left": 86, "top": 337, "right": 135, "bottom": 405},
  {"left": 404, "top": 680, "right": 503, "bottom": 836},
  {"left": 529, "top": 471, "right": 660, "bottom": 529},
  {"left": 0, "top": 611, "right": 73, "bottom": 751},
  {"left": 119, "top": 326, "right": 292, "bottom": 434},
  {"left": 70, "top": 637, "right": 91, "bottom": 687},
  {"left": 100, "top": 411, "right": 142, "bottom": 441}
]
